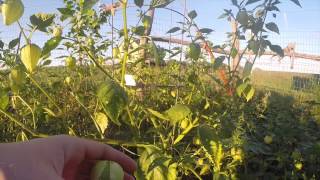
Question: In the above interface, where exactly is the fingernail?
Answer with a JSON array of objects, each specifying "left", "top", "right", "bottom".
[{"left": 131, "top": 175, "right": 136, "bottom": 180}]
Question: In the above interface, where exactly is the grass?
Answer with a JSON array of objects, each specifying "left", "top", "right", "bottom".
[{"left": 252, "top": 69, "right": 316, "bottom": 101}]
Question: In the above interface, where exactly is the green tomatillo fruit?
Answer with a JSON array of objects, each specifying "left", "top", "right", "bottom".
[
  {"left": 112, "top": 47, "right": 120, "bottom": 58},
  {"left": 98, "top": 56, "right": 105, "bottom": 65},
  {"left": 88, "top": 38, "right": 94, "bottom": 47},
  {"left": 193, "top": 137, "right": 201, "bottom": 145},
  {"left": 52, "top": 26, "right": 62, "bottom": 37},
  {"left": 188, "top": 43, "right": 201, "bottom": 61},
  {"left": 264, "top": 135, "right": 273, "bottom": 144},
  {"left": 9, "top": 67, "right": 26, "bottom": 92},
  {"left": 1, "top": 0, "right": 24, "bottom": 26},
  {"left": 20, "top": 44, "right": 42, "bottom": 73},
  {"left": 180, "top": 119, "right": 189, "bottom": 129},
  {"left": 90, "top": 160, "right": 124, "bottom": 180},
  {"left": 295, "top": 162, "right": 303, "bottom": 171},
  {"left": 65, "top": 56, "right": 76, "bottom": 69},
  {"left": 197, "top": 158, "right": 204, "bottom": 166},
  {"left": 64, "top": 76, "right": 71, "bottom": 85}
]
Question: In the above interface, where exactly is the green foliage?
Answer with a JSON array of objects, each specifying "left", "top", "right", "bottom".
[
  {"left": 135, "top": 0, "right": 144, "bottom": 8},
  {"left": 97, "top": 80, "right": 128, "bottom": 126},
  {"left": 0, "top": 87, "right": 9, "bottom": 110},
  {"left": 266, "top": 22, "right": 280, "bottom": 34},
  {"left": 42, "top": 37, "right": 61, "bottom": 57},
  {"left": 30, "top": 13, "right": 55, "bottom": 32}
]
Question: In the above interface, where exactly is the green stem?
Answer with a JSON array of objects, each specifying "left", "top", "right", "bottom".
[
  {"left": 17, "top": 21, "right": 29, "bottom": 44},
  {"left": 96, "top": 138, "right": 152, "bottom": 148},
  {"left": 14, "top": 32, "right": 22, "bottom": 63},
  {"left": 14, "top": 96, "right": 36, "bottom": 129},
  {"left": 187, "top": 167, "right": 202, "bottom": 180},
  {"left": 80, "top": 46, "right": 113, "bottom": 80},
  {"left": 126, "top": 106, "right": 135, "bottom": 127},
  {"left": 71, "top": 93, "right": 104, "bottom": 139},
  {"left": 120, "top": 0, "right": 129, "bottom": 86},
  {"left": 27, "top": 74, "right": 62, "bottom": 113},
  {"left": 187, "top": 85, "right": 195, "bottom": 104},
  {"left": 0, "top": 109, "right": 47, "bottom": 138}
]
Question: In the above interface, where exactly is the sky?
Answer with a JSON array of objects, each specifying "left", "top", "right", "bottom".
[{"left": 0, "top": 0, "right": 319, "bottom": 73}]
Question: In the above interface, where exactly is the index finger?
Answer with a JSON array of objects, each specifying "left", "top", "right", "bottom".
[{"left": 64, "top": 136, "right": 137, "bottom": 174}]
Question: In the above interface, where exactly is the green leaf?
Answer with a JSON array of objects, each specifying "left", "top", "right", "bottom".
[
  {"left": 138, "top": 146, "right": 169, "bottom": 180},
  {"left": 236, "top": 82, "right": 248, "bottom": 97},
  {"left": 57, "top": 8, "right": 74, "bottom": 21},
  {"left": 165, "top": 104, "right": 191, "bottom": 124},
  {"left": 198, "top": 125, "right": 218, "bottom": 156},
  {"left": 133, "top": 26, "right": 145, "bottom": 36},
  {"left": 174, "top": 121, "right": 194, "bottom": 144},
  {"left": 97, "top": 79, "right": 128, "bottom": 126},
  {"left": 151, "top": 0, "right": 174, "bottom": 8},
  {"left": 147, "top": 109, "right": 169, "bottom": 121},
  {"left": 83, "top": 0, "right": 98, "bottom": 10},
  {"left": 151, "top": 40, "right": 161, "bottom": 66},
  {"left": 148, "top": 157, "right": 171, "bottom": 173},
  {"left": 213, "top": 56, "right": 225, "bottom": 70},
  {"left": 218, "top": 12, "right": 229, "bottom": 19},
  {"left": 142, "top": 15, "right": 152, "bottom": 29},
  {"left": 244, "top": 85, "right": 255, "bottom": 102},
  {"left": 243, "top": 61, "right": 253, "bottom": 78},
  {"left": 248, "top": 40, "right": 260, "bottom": 54},
  {"left": 245, "top": 0, "right": 262, "bottom": 5},
  {"left": 166, "top": 27, "right": 180, "bottom": 34},
  {"left": 94, "top": 112, "right": 109, "bottom": 134},
  {"left": 167, "top": 163, "right": 177, "bottom": 180},
  {"left": 16, "top": 131, "right": 28, "bottom": 142},
  {"left": 265, "top": 22, "right": 279, "bottom": 34},
  {"left": 269, "top": 44, "right": 284, "bottom": 57},
  {"left": 231, "top": 0, "right": 238, "bottom": 7},
  {"left": 289, "top": 0, "right": 302, "bottom": 7},
  {"left": 30, "top": 13, "right": 55, "bottom": 32},
  {"left": 42, "top": 37, "right": 62, "bottom": 57},
  {"left": 231, "top": 47, "right": 238, "bottom": 59},
  {"left": 188, "top": 10, "right": 197, "bottom": 20},
  {"left": 43, "top": 107, "right": 57, "bottom": 117},
  {"left": 198, "top": 28, "right": 214, "bottom": 34},
  {"left": 9, "top": 38, "right": 19, "bottom": 49},
  {"left": 0, "top": 40, "right": 4, "bottom": 49},
  {"left": 237, "top": 11, "right": 249, "bottom": 26},
  {"left": 0, "top": 88, "right": 9, "bottom": 110},
  {"left": 41, "top": 60, "right": 52, "bottom": 66},
  {"left": 200, "top": 164, "right": 210, "bottom": 176},
  {"left": 135, "top": 0, "right": 144, "bottom": 8}
]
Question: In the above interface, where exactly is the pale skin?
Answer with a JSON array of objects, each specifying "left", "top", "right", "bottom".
[{"left": 0, "top": 135, "right": 137, "bottom": 180}]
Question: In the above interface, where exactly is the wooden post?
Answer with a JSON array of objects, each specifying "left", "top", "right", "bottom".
[
  {"left": 139, "top": 8, "right": 155, "bottom": 63},
  {"left": 231, "top": 19, "right": 240, "bottom": 71}
]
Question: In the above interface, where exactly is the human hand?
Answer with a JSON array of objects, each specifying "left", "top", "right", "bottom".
[{"left": 0, "top": 135, "right": 136, "bottom": 180}]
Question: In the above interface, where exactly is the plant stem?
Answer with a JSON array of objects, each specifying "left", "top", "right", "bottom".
[
  {"left": 81, "top": 46, "right": 113, "bottom": 80},
  {"left": 71, "top": 92, "right": 104, "bottom": 139},
  {"left": 187, "top": 167, "right": 202, "bottom": 180},
  {"left": 120, "top": 0, "right": 129, "bottom": 86},
  {"left": 17, "top": 21, "right": 29, "bottom": 44},
  {"left": 14, "top": 96, "right": 36, "bottom": 129},
  {"left": 27, "top": 74, "right": 62, "bottom": 113},
  {"left": 0, "top": 109, "right": 47, "bottom": 138},
  {"left": 126, "top": 106, "right": 135, "bottom": 127},
  {"left": 95, "top": 138, "right": 152, "bottom": 148},
  {"left": 14, "top": 32, "right": 22, "bottom": 63}
]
